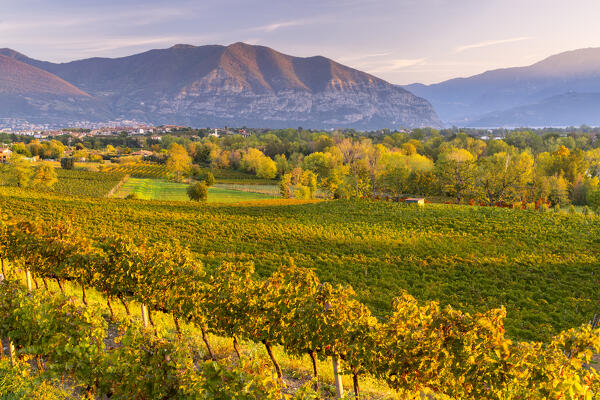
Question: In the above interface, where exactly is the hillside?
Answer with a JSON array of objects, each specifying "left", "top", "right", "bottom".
[
  {"left": 0, "top": 43, "right": 441, "bottom": 129},
  {"left": 470, "top": 92, "right": 600, "bottom": 127},
  {"left": 404, "top": 47, "right": 600, "bottom": 126},
  {"left": 0, "top": 54, "right": 111, "bottom": 122}
]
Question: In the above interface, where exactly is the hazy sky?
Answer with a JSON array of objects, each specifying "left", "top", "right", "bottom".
[{"left": 3, "top": 0, "right": 600, "bottom": 84}]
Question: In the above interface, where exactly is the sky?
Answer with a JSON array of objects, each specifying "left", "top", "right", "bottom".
[{"left": 2, "top": 0, "right": 600, "bottom": 85}]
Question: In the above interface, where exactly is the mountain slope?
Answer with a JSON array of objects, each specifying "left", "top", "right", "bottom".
[
  {"left": 0, "top": 55, "right": 111, "bottom": 122},
  {"left": 0, "top": 43, "right": 441, "bottom": 129},
  {"left": 404, "top": 47, "right": 600, "bottom": 126},
  {"left": 470, "top": 92, "right": 600, "bottom": 127}
]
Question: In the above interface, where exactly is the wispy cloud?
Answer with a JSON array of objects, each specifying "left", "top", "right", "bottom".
[
  {"left": 253, "top": 20, "right": 308, "bottom": 33},
  {"left": 363, "top": 58, "right": 426, "bottom": 73},
  {"left": 455, "top": 37, "right": 532, "bottom": 53},
  {"left": 337, "top": 52, "right": 392, "bottom": 63}
]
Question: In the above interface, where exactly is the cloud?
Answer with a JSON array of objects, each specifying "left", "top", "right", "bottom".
[
  {"left": 253, "top": 20, "right": 308, "bottom": 33},
  {"left": 455, "top": 37, "right": 531, "bottom": 53},
  {"left": 337, "top": 52, "right": 392, "bottom": 63},
  {"left": 363, "top": 58, "right": 426, "bottom": 73}
]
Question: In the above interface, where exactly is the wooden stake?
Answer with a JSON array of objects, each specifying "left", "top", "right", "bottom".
[
  {"left": 0, "top": 258, "right": 6, "bottom": 279},
  {"left": 332, "top": 355, "right": 344, "bottom": 399},
  {"left": 8, "top": 341, "right": 16, "bottom": 366},
  {"left": 141, "top": 304, "right": 149, "bottom": 327},
  {"left": 25, "top": 269, "right": 32, "bottom": 292}
]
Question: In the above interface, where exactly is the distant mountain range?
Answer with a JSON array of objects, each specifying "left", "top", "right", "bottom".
[
  {"left": 0, "top": 43, "right": 441, "bottom": 129},
  {"left": 404, "top": 47, "right": 600, "bottom": 127}
]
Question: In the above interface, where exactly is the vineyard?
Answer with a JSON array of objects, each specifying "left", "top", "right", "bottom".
[
  {"left": 103, "top": 161, "right": 276, "bottom": 184},
  {"left": 103, "top": 162, "right": 170, "bottom": 179},
  {"left": 0, "top": 186, "right": 598, "bottom": 342},
  {"left": 1, "top": 214, "right": 600, "bottom": 399},
  {"left": 53, "top": 169, "right": 126, "bottom": 198}
]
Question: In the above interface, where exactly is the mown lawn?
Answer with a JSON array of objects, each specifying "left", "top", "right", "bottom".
[{"left": 113, "top": 178, "right": 276, "bottom": 203}]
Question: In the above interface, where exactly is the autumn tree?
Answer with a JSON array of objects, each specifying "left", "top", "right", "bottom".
[
  {"left": 33, "top": 163, "right": 58, "bottom": 189},
  {"left": 166, "top": 143, "right": 192, "bottom": 182},
  {"left": 7, "top": 154, "right": 33, "bottom": 188},
  {"left": 435, "top": 149, "right": 478, "bottom": 203},
  {"left": 477, "top": 151, "right": 533, "bottom": 205}
]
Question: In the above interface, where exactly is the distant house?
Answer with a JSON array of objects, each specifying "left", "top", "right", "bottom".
[
  {"left": 0, "top": 148, "right": 11, "bottom": 163},
  {"left": 405, "top": 197, "right": 425, "bottom": 206}
]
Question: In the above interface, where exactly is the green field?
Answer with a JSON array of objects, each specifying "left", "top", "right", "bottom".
[
  {"left": 2, "top": 185, "right": 599, "bottom": 341},
  {"left": 114, "top": 178, "right": 276, "bottom": 202}
]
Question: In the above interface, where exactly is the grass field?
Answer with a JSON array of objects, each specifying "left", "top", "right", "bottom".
[{"left": 113, "top": 178, "right": 277, "bottom": 203}]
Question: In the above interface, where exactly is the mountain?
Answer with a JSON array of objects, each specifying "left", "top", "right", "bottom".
[
  {"left": 0, "top": 54, "right": 111, "bottom": 123},
  {"left": 404, "top": 47, "right": 600, "bottom": 127},
  {"left": 470, "top": 92, "right": 600, "bottom": 127},
  {"left": 0, "top": 43, "right": 441, "bottom": 129}
]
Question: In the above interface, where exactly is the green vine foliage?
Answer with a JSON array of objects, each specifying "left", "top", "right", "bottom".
[{"left": 1, "top": 216, "right": 600, "bottom": 399}]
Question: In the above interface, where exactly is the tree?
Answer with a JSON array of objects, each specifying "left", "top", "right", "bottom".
[
  {"left": 547, "top": 175, "right": 569, "bottom": 206},
  {"left": 166, "top": 143, "right": 192, "bottom": 182},
  {"left": 257, "top": 157, "right": 277, "bottom": 179},
  {"left": 274, "top": 154, "right": 289, "bottom": 177},
  {"left": 60, "top": 157, "right": 75, "bottom": 170},
  {"left": 477, "top": 152, "right": 533, "bottom": 205},
  {"left": 10, "top": 142, "right": 30, "bottom": 157},
  {"left": 435, "top": 149, "right": 477, "bottom": 203},
  {"left": 33, "top": 163, "right": 58, "bottom": 189},
  {"left": 279, "top": 168, "right": 317, "bottom": 199},
  {"left": 303, "top": 151, "right": 344, "bottom": 198},
  {"left": 378, "top": 165, "right": 409, "bottom": 198},
  {"left": 8, "top": 154, "right": 33, "bottom": 188},
  {"left": 204, "top": 172, "right": 215, "bottom": 187},
  {"left": 337, "top": 139, "right": 371, "bottom": 198},
  {"left": 187, "top": 182, "right": 208, "bottom": 202},
  {"left": 588, "top": 189, "right": 600, "bottom": 211}
]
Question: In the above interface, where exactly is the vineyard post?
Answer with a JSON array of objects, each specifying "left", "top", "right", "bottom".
[
  {"left": 8, "top": 341, "right": 16, "bottom": 366},
  {"left": 141, "top": 304, "right": 149, "bottom": 327},
  {"left": 25, "top": 268, "right": 32, "bottom": 292},
  {"left": 332, "top": 355, "right": 344, "bottom": 399}
]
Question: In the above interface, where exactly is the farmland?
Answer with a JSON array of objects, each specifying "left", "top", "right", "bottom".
[
  {"left": 113, "top": 177, "right": 276, "bottom": 202},
  {"left": 0, "top": 185, "right": 598, "bottom": 342}
]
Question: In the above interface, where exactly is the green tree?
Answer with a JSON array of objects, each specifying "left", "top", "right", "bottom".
[
  {"left": 187, "top": 181, "right": 208, "bottom": 202},
  {"left": 435, "top": 149, "right": 478, "bottom": 204},
  {"left": 204, "top": 172, "right": 215, "bottom": 187},
  {"left": 8, "top": 155, "right": 33, "bottom": 188},
  {"left": 547, "top": 175, "right": 569, "bottom": 206},
  {"left": 60, "top": 157, "right": 75, "bottom": 170},
  {"left": 477, "top": 152, "right": 533, "bottom": 205}
]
